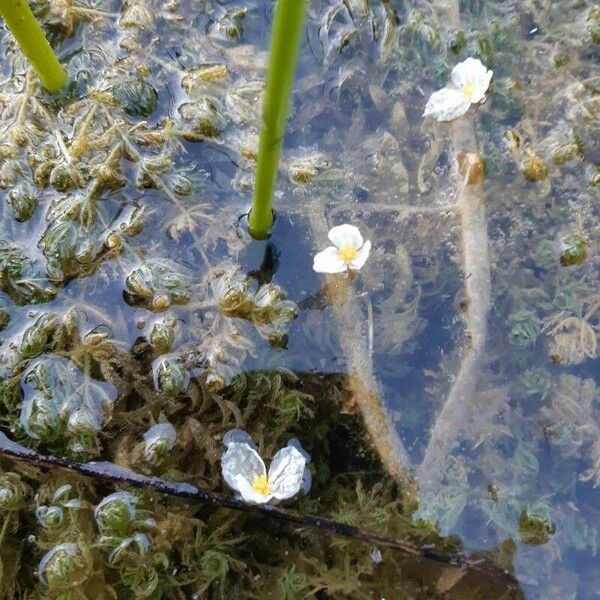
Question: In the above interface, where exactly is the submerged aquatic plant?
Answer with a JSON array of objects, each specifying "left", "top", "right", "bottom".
[
  {"left": 423, "top": 57, "right": 492, "bottom": 122},
  {"left": 221, "top": 429, "right": 310, "bottom": 504},
  {"left": 35, "top": 484, "right": 82, "bottom": 531},
  {"left": 313, "top": 224, "right": 371, "bottom": 274},
  {"left": 143, "top": 422, "right": 177, "bottom": 465}
]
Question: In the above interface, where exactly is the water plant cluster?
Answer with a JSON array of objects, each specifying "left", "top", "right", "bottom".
[{"left": 0, "top": 0, "right": 598, "bottom": 598}]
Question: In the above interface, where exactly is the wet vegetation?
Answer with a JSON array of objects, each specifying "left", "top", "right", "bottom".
[{"left": 0, "top": 0, "right": 599, "bottom": 598}]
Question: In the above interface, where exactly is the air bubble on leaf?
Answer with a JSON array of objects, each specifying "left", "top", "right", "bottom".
[
  {"left": 152, "top": 354, "right": 189, "bottom": 397},
  {"left": 143, "top": 422, "right": 177, "bottom": 464},
  {"left": 94, "top": 491, "right": 139, "bottom": 536},
  {"left": 38, "top": 543, "right": 90, "bottom": 589}
]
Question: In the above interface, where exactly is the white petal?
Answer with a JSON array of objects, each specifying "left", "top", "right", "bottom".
[
  {"left": 221, "top": 442, "right": 266, "bottom": 494},
  {"left": 268, "top": 446, "right": 307, "bottom": 500},
  {"left": 313, "top": 246, "right": 347, "bottom": 273},
  {"left": 470, "top": 68, "right": 493, "bottom": 104},
  {"left": 348, "top": 239, "right": 371, "bottom": 270},
  {"left": 450, "top": 58, "right": 492, "bottom": 104},
  {"left": 450, "top": 57, "right": 487, "bottom": 89},
  {"left": 286, "top": 438, "right": 311, "bottom": 463},
  {"left": 328, "top": 224, "right": 363, "bottom": 250},
  {"left": 423, "top": 87, "right": 471, "bottom": 122}
]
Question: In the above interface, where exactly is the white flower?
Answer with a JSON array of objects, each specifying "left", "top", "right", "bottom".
[
  {"left": 313, "top": 224, "right": 371, "bottom": 273},
  {"left": 423, "top": 57, "right": 493, "bottom": 122},
  {"left": 221, "top": 430, "right": 310, "bottom": 504}
]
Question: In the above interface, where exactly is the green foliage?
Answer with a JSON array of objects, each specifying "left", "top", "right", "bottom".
[
  {"left": 518, "top": 508, "right": 555, "bottom": 545},
  {"left": 559, "top": 233, "right": 587, "bottom": 267},
  {"left": 108, "top": 80, "right": 158, "bottom": 118},
  {"left": 126, "top": 259, "right": 192, "bottom": 312},
  {"left": 0, "top": 242, "right": 56, "bottom": 305}
]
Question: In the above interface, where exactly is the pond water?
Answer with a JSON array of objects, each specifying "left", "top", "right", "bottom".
[{"left": 0, "top": 0, "right": 599, "bottom": 598}]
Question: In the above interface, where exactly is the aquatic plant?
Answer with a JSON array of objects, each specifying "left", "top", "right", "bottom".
[
  {"left": 221, "top": 429, "right": 310, "bottom": 504},
  {"left": 248, "top": 0, "right": 306, "bottom": 238},
  {"left": 0, "top": 0, "right": 66, "bottom": 93},
  {"left": 0, "top": 0, "right": 597, "bottom": 596},
  {"left": 423, "top": 57, "right": 493, "bottom": 122},
  {"left": 313, "top": 224, "right": 371, "bottom": 273}
]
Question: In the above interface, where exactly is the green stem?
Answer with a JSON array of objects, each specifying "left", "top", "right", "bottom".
[
  {"left": 0, "top": 0, "right": 67, "bottom": 94},
  {"left": 248, "top": 0, "right": 306, "bottom": 239},
  {"left": 0, "top": 515, "right": 11, "bottom": 546}
]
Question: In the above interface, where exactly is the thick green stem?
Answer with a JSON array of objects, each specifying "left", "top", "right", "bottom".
[
  {"left": 0, "top": 0, "right": 67, "bottom": 94},
  {"left": 248, "top": 0, "right": 306, "bottom": 239}
]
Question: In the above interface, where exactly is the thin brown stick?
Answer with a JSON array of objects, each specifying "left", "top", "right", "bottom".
[{"left": 0, "top": 432, "right": 516, "bottom": 585}]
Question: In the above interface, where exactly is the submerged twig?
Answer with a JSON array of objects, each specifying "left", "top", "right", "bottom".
[{"left": 0, "top": 433, "right": 517, "bottom": 585}]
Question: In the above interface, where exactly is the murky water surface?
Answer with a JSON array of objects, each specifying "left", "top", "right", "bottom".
[{"left": 0, "top": 0, "right": 599, "bottom": 597}]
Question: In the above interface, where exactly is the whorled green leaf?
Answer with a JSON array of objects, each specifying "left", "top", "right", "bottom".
[
  {"left": 0, "top": 241, "right": 56, "bottom": 305},
  {"left": 179, "top": 97, "right": 227, "bottom": 139},
  {"left": 19, "top": 312, "right": 61, "bottom": 359},
  {"left": 209, "top": 6, "right": 247, "bottom": 40},
  {"left": 152, "top": 354, "right": 189, "bottom": 397},
  {"left": 215, "top": 271, "right": 298, "bottom": 347},
  {"left": 20, "top": 356, "right": 116, "bottom": 458},
  {"left": 519, "top": 508, "right": 556, "bottom": 545},
  {"left": 108, "top": 79, "right": 158, "bottom": 117},
  {"left": 125, "top": 259, "right": 192, "bottom": 312},
  {"left": 6, "top": 182, "right": 38, "bottom": 222},
  {"left": 0, "top": 472, "right": 30, "bottom": 512}
]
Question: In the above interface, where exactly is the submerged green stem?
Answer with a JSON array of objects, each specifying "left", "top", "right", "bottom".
[
  {"left": 0, "top": 515, "right": 11, "bottom": 546},
  {"left": 248, "top": 0, "right": 306, "bottom": 239},
  {"left": 0, "top": 0, "right": 67, "bottom": 94}
]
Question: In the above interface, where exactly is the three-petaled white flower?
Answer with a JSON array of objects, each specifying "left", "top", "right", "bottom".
[
  {"left": 423, "top": 57, "right": 493, "bottom": 122},
  {"left": 221, "top": 429, "right": 311, "bottom": 504},
  {"left": 313, "top": 224, "right": 371, "bottom": 273}
]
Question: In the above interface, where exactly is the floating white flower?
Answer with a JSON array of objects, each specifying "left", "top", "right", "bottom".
[
  {"left": 423, "top": 57, "right": 493, "bottom": 122},
  {"left": 221, "top": 429, "right": 311, "bottom": 504},
  {"left": 313, "top": 224, "right": 371, "bottom": 273}
]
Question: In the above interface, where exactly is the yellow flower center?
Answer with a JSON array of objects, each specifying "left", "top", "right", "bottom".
[
  {"left": 462, "top": 81, "right": 475, "bottom": 99},
  {"left": 251, "top": 474, "right": 271, "bottom": 496},
  {"left": 338, "top": 244, "right": 358, "bottom": 264}
]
